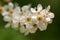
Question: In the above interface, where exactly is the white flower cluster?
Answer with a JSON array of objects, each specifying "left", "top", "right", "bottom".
[{"left": 0, "top": 2, "right": 54, "bottom": 35}]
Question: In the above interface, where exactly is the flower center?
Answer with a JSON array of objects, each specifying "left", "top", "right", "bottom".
[
  {"left": 37, "top": 15, "right": 43, "bottom": 21},
  {"left": 26, "top": 16, "right": 31, "bottom": 22},
  {"left": 33, "top": 23, "right": 38, "bottom": 27},
  {"left": 18, "top": 21, "right": 20, "bottom": 24},
  {"left": 9, "top": 9, "right": 14, "bottom": 14},
  {"left": 17, "top": 21, "right": 21, "bottom": 26},
  {"left": 37, "top": 11, "right": 40, "bottom": 14}
]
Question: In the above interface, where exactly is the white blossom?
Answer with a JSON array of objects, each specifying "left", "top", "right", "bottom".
[{"left": 1, "top": 3, "right": 55, "bottom": 36}]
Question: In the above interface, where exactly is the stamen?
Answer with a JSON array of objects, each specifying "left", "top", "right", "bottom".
[
  {"left": 26, "top": 16, "right": 31, "bottom": 22},
  {"left": 37, "top": 15, "right": 43, "bottom": 21},
  {"left": 9, "top": 9, "right": 14, "bottom": 14},
  {"left": 33, "top": 23, "right": 38, "bottom": 27},
  {"left": 37, "top": 11, "right": 40, "bottom": 14}
]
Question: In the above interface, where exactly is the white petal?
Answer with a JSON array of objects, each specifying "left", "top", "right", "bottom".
[
  {"left": 26, "top": 23, "right": 32, "bottom": 29},
  {"left": 5, "top": 23, "right": 10, "bottom": 28},
  {"left": 48, "top": 13, "right": 54, "bottom": 18},
  {"left": 46, "top": 5, "right": 50, "bottom": 11},
  {"left": 22, "top": 5, "right": 31, "bottom": 11},
  {"left": 12, "top": 19, "right": 18, "bottom": 24},
  {"left": 20, "top": 26, "right": 26, "bottom": 33},
  {"left": 3, "top": 16, "right": 11, "bottom": 22},
  {"left": 20, "top": 16, "right": 25, "bottom": 24},
  {"left": 38, "top": 22, "right": 47, "bottom": 31},
  {"left": 31, "top": 8, "right": 36, "bottom": 13},
  {"left": 32, "top": 15, "right": 37, "bottom": 19},
  {"left": 29, "top": 27, "right": 37, "bottom": 33},
  {"left": 48, "top": 19, "right": 53, "bottom": 23},
  {"left": 12, "top": 23, "right": 18, "bottom": 30},
  {"left": 24, "top": 31, "right": 30, "bottom": 36},
  {"left": 14, "top": 6, "right": 21, "bottom": 13},
  {"left": 45, "top": 18, "right": 51, "bottom": 22},
  {"left": 41, "top": 9, "right": 46, "bottom": 16},
  {"left": 13, "top": 14, "right": 20, "bottom": 21},
  {"left": 37, "top": 4, "right": 43, "bottom": 11},
  {"left": 2, "top": 11, "right": 9, "bottom": 16},
  {"left": 8, "top": 2, "right": 14, "bottom": 8}
]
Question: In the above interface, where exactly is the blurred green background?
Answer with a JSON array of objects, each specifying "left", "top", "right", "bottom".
[{"left": 0, "top": 0, "right": 60, "bottom": 40}]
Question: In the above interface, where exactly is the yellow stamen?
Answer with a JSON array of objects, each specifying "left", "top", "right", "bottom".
[
  {"left": 33, "top": 23, "right": 38, "bottom": 27},
  {"left": 9, "top": 9, "right": 14, "bottom": 14},
  {"left": 37, "top": 11, "right": 40, "bottom": 15},
  {"left": 37, "top": 15, "right": 43, "bottom": 21},
  {"left": 26, "top": 16, "right": 31, "bottom": 22}
]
